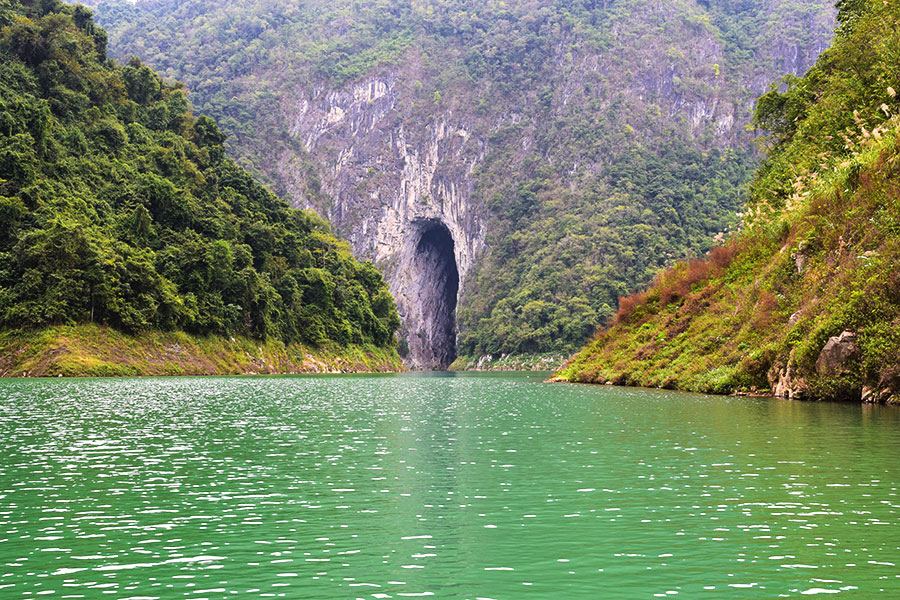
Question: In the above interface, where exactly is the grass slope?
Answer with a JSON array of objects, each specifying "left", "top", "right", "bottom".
[
  {"left": 557, "top": 1, "right": 900, "bottom": 403},
  {"left": 0, "top": 324, "right": 403, "bottom": 377}
]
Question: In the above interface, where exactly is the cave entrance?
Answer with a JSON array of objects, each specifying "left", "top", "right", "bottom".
[{"left": 411, "top": 221, "right": 459, "bottom": 370}]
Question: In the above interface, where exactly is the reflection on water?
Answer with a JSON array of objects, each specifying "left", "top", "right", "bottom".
[{"left": 0, "top": 373, "right": 898, "bottom": 598}]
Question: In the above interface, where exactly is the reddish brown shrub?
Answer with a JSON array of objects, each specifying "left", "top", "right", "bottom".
[
  {"left": 859, "top": 171, "right": 872, "bottom": 191},
  {"left": 635, "top": 342, "right": 659, "bottom": 360},
  {"left": 655, "top": 241, "right": 747, "bottom": 309},
  {"left": 611, "top": 239, "right": 745, "bottom": 324},
  {"left": 679, "top": 284, "right": 715, "bottom": 318},
  {"left": 666, "top": 315, "right": 692, "bottom": 336},
  {"left": 709, "top": 242, "right": 741, "bottom": 269},
  {"left": 657, "top": 258, "right": 716, "bottom": 308},
  {"left": 614, "top": 290, "right": 650, "bottom": 325}
]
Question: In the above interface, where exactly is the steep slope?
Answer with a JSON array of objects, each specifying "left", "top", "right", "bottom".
[
  {"left": 557, "top": 0, "right": 900, "bottom": 402},
  {"left": 0, "top": 0, "right": 401, "bottom": 373},
  {"left": 83, "top": 0, "right": 835, "bottom": 367}
]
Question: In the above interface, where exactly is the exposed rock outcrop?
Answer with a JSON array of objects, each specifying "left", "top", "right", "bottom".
[
  {"left": 280, "top": 75, "right": 487, "bottom": 368},
  {"left": 769, "top": 352, "right": 809, "bottom": 400},
  {"left": 815, "top": 331, "right": 860, "bottom": 375},
  {"left": 767, "top": 332, "right": 862, "bottom": 400},
  {"left": 868, "top": 367, "right": 900, "bottom": 404}
]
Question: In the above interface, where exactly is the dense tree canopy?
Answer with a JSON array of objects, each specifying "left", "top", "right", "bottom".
[{"left": 0, "top": 0, "right": 400, "bottom": 347}]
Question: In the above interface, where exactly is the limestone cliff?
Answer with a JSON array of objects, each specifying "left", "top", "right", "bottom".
[
  {"left": 279, "top": 75, "right": 488, "bottom": 368},
  {"left": 88, "top": 0, "right": 836, "bottom": 367}
]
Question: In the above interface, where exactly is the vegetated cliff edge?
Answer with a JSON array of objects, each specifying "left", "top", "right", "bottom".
[
  {"left": 83, "top": 0, "right": 835, "bottom": 367},
  {"left": 0, "top": 1, "right": 402, "bottom": 376},
  {"left": 556, "top": 0, "right": 900, "bottom": 403}
]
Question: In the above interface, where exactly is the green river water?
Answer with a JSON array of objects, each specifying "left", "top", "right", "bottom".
[{"left": 0, "top": 372, "right": 898, "bottom": 598}]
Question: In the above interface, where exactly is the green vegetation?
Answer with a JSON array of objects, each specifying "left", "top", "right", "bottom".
[
  {"left": 460, "top": 144, "right": 754, "bottom": 356},
  {"left": 0, "top": 0, "right": 401, "bottom": 361},
  {"left": 83, "top": 0, "right": 835, "bottom": 358},
  {"left": 558, "top": 0, "right": 900, "bottom": 402},
  {"left": 0, "top": 324, "right": 403, "bottom": 377}
]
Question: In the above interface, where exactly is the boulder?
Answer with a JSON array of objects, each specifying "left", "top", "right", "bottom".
[
  {"left": 861, "top": 386, "right": 894, "bottom": 403},
  {"left": 878, "top": 366, "right": 900, "bottom": 392},
  {"left": 815, "top": 331, "right": 860, "bottom": 375}
]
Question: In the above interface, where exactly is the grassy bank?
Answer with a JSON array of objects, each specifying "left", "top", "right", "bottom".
[{"left": 0, "top": 325, "right": 404, "bottom": 377}]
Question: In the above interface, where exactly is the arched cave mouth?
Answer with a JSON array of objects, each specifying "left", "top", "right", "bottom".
[{"left": 412, "top": 221, "right": 459, "bottom": 370}]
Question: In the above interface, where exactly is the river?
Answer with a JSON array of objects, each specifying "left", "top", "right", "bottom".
[{"left": 1, "top": 372, "right": 898, "bottom": 598}]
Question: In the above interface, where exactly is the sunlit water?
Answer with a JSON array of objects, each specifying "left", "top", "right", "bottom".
[{"left": 1, "top": 372, "right": 899, "bottom": 598}]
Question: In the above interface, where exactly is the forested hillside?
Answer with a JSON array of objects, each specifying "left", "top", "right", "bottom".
[
  {"left": 81, "top": 0, "right": 835, "bottom": 360},
  {"left": 0, "top": 0, "right": 400, "bottom": 359},
  {"left": 558, "top": 0, "right": 900, "bottom": 402}
]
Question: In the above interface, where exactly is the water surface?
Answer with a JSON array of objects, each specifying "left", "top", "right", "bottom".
[{"left": 1, "top": 372, "right": 898, "bottom": 598}]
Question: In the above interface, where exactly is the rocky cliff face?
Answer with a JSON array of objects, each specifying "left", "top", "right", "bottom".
[
  {"left": 87, "top": 0, "right": 836, "bottom": 367},
  {"left": 279, "top": 75, "right": 488, "bottom": 368},
  {"left": 269, "top": 1, "right": 834, "bottom": 368}
]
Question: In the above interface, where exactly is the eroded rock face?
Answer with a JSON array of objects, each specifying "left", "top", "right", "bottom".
[
  {"left": 864, "top": 366, "right": 900, "bottom": 403},
  {"left": 279, "top": 76, "right": 486, "bottom": 368},
  {"left": 769, "top": 361, "right": 809, "bottom": 400},
  {"left": 816, "top": 331, "right": 860, "bottom": 375},
  {"left": 769, "top": 331, "right": 864, "bottom": 401}
]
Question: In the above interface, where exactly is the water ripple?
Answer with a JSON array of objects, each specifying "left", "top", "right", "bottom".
[{"left": 0, "top": 373, "right": 898, "bottom": 597}]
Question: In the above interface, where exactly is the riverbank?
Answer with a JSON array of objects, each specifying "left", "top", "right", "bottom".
[
  {"left": 547, "top": 367, "right": 900, "bottom": 403},
  {"left": 451, "top": 352, "right": 566, "bottom": 372},
  {"left": 0, "top": 325, "right": 404, "bottom": 377}
]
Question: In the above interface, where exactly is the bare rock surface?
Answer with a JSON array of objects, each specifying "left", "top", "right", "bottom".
[{"left": 815, "top": 331, "right": 860, "bottom": 376}]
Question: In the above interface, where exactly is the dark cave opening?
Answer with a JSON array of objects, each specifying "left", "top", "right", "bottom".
[{"left": 414, "top": 222, "right": 459, "bottom": 370}]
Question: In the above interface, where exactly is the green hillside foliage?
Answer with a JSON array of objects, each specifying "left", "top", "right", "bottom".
[
  {"left": 459, "top": 143, "right": 754, "bottom": 356},
  {"left": 0, "top": 0, "right": 400, "bottom": 348},
  {"left": 558, "top": 0, "right": 900, "bottom": 401},
  {"left": 83, "top": 0, "right": 833, "bottom": 356}
]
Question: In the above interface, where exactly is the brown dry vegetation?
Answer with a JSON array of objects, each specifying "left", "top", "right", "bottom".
[{"left": 612, "top": 240, "right": 743, "bottom": 326}]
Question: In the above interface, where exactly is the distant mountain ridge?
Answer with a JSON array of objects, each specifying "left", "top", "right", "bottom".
[{"left": 82, "top": 0, "right": 835, "bottom": 366}]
